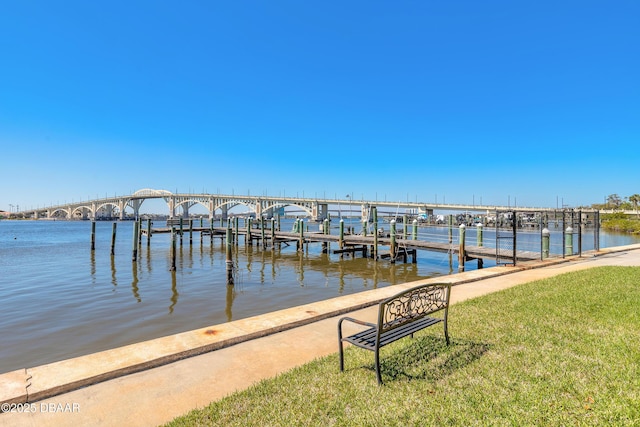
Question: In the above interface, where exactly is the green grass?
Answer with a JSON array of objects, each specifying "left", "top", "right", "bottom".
[{"left": 164, "top": 266, "right": 640, "bottom": 426}]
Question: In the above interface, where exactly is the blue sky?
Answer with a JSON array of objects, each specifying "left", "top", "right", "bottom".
[{"left": 1, "top": 1, "right": 638, "bottom": 213}]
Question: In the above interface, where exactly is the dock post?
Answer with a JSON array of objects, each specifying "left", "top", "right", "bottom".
[
  {"left": 412, "top": 219, "right": 418, "bottom": 240},
  {"left": 448, "top": 214, "right": 453, "bottom": 244},
  {"left": 390, "top": 220, "right": 397, "bottom": 263},
  {"left": 271, "top": 218, "right": 276, "bottom": 248},
  {"left": 373, "top": 220, "right": 379, "bottom": 260},
  {"left": 246, "top": 217, "right": 252, "bottom": 246},
  {"left": 298, "top": 218, "right": 304, "bottom": 251},
  {"left": 91, "top": 221, "right": 96, "bottom": 251},
  {"left": 542, "top": 228, "right": 550, "bottom": 259},
  {"left": 179, "top": 217, "right": 184, "bottom": 246},
  {"left": 322, "top": 218, "right": 329, "bottom": 253},
  {"left": 458, "top": 224, "right": 466, "bottom": 272},
  {"left": 110, "top": 222, "right": 117, "bottom": 255},
  {"left": 261, "top": 217, "right": 266, "bottom": 248},
  {"left": 189, "top": 219, "right": 193, "bottom": 245},
  {"left": 339, "top": 219, "right": 345, "bottom": 250},
  {"left": 565, "top": 226, "right": 573, "bottom": 256},
  {"left": 362, "top": 219, "right": 367, "bottom": 236},
  {"left": 234, "top": 217, "right": 239, "bottom": 244},
  {"left": 477, "top": 223, "right": 483, "bottom": 247},
  {"left": 147, "top": 219, "right": 152, "bottom": 246},
  {"left": 403, "top": 215, "right": 408, "bottom": 239},
  {"left": 132, "top": 220, "right": 140, "bottom": 262},
  {"left": 170, "top": 230, "right": 177, "bottom": 271},
  {"left": 226, "top": 226, "right": 234, "bottom": 285}
]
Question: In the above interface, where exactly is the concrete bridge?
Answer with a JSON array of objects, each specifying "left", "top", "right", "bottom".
[{"left": 17, "top": 188, "right": 591, "bottom": 221}]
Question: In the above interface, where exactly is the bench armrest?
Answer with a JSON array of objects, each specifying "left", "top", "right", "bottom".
[{"left": 338, "top": 316, "right": 376, "bottom": 329}]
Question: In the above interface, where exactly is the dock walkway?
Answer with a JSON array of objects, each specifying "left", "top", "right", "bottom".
[{"left": 142, "top": 224, "right": 540, "bottom": 264}]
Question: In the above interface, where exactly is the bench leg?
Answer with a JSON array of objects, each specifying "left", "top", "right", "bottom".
[
  {"left": 444, "top": 319, "right": 450, "bottom": 345},
  {"left": 375, "top": 347, "right": 383, "bottom": 385},
  {"left": 338, "top": 322, "right": 345, "bottom": 372}
]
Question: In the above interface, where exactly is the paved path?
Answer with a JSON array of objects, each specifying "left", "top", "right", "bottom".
[{"left": 2, "top": 245, "right": 640, "bottom": 427}]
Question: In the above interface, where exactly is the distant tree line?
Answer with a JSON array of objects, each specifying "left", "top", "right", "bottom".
[
  {"left": 590, "top": 194, "right": 640, "bottom": 234},
  {"left": 589, "top": 193, "right": 640, "bottom": 211}
]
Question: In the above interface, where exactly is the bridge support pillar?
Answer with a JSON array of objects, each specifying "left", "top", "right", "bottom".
[{"left": 312, "top": 203, "right": 329, "bottom": 221}]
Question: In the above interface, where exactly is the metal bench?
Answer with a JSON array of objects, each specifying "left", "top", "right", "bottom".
[{"left": 338, "top": 282, "right": 451, "bottom": 384}]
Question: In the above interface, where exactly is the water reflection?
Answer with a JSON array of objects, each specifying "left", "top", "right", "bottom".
[
  {"left": 169, "top": 271, "right": 178, "bottom": 314},
  {"left": 90, "top": 250, "right": 96, "bottom": 284},
  {"left": 131, "top": 262, "right": 141, "bottom": 302},
  {"left": 146, "top": 245, "right": 152, "bottom": 274},
  {"left": 111, "top": 255, "right": 117, "bottom": 288}
]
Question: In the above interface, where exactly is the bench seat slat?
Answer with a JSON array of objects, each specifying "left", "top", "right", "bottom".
[{"left": 343, "top": 316, "right": 443, "bottom": 350}]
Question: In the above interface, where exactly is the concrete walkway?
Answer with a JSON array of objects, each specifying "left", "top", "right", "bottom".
[{"left": 2, "top": 245, "right": 640, "bottom": 427}]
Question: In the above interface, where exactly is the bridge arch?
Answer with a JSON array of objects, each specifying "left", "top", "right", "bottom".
[
  {"left": 262, "top": 201, "right": 313, "bottom": 217},
  {"left": 132, "top": 188, "right": 173, "bottom": 198},
  {"left": 174, "top": 199, "right": 210, "bottom": 214},
  {"left": 215, "top": 200, "right": 257, "bottom": 216},
  {"left": 71, "top": 205, "right": 93, "bottom": 219},
  {"left": 49, "top": 208, "right": 70, "bottom": 218}
]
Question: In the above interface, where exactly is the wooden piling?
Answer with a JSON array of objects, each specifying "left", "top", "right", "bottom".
[
  {"left": 226, "top": 226, "right": 234, "bottom": 285},
  {"left": 373, "top": 220, "right": 379, "bottom": 260},
  {"left": 565, "top": 226, "right": 573, "bottom": 255},
  {"left": 110, "top": 222, "right": 117, "bottom": 255},
  {"left": 91, "top": 221, "right": 96, "bottom": 251},
  {"left": 170, "top": 230, "right": 176, "bottom": 271},
  {"left": 146, "top": 219, "right": 152, "bottom": 246},
  {"left": 323, "top": 218, "right": 329, "bottom": 253},
  {"left": 390, "top": 220, "right": 397, "bottom": 263},
  {"left": 298, "top": 218, "right": 304, "bottom": 251},
  {"left": 403, "top": 215, "right": 408, "bottom": 239},
  {"left": 542, "top": 228, "right": 550, "bottom": 259},
  {"left": 271, "top": 218, "right": 276, "bottom": 248},
  {"left": 132, "top": 220, "right": 139, "bottom": 262},
  {"left": 458, "top": 224, "right": 466, "bottom": 272}
]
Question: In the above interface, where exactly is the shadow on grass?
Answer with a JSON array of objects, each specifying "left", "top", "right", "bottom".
[{"left": 373, "top": 336, "right": 492, "bottom": 383}]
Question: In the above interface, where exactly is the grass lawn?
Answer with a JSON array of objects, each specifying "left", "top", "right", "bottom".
[{"left": 165, "top": 266, "right": 640, "bottom": 426}]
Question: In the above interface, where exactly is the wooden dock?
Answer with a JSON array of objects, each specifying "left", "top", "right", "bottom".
[{"left": 140, "top": 223, "right": 541, "bottom": 268}]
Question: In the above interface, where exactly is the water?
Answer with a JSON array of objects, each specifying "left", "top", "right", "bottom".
[{"left": 1, "top": 219, "right": 638, "bottom": 373}]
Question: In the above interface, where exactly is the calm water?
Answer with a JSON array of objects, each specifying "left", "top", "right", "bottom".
[{"left": 1, "top": 219, "right": 638, "bottom": 373}]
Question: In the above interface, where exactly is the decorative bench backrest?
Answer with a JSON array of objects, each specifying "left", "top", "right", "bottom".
[{"left": 378, "top": 283, "right": 451, "bottom": 334}]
